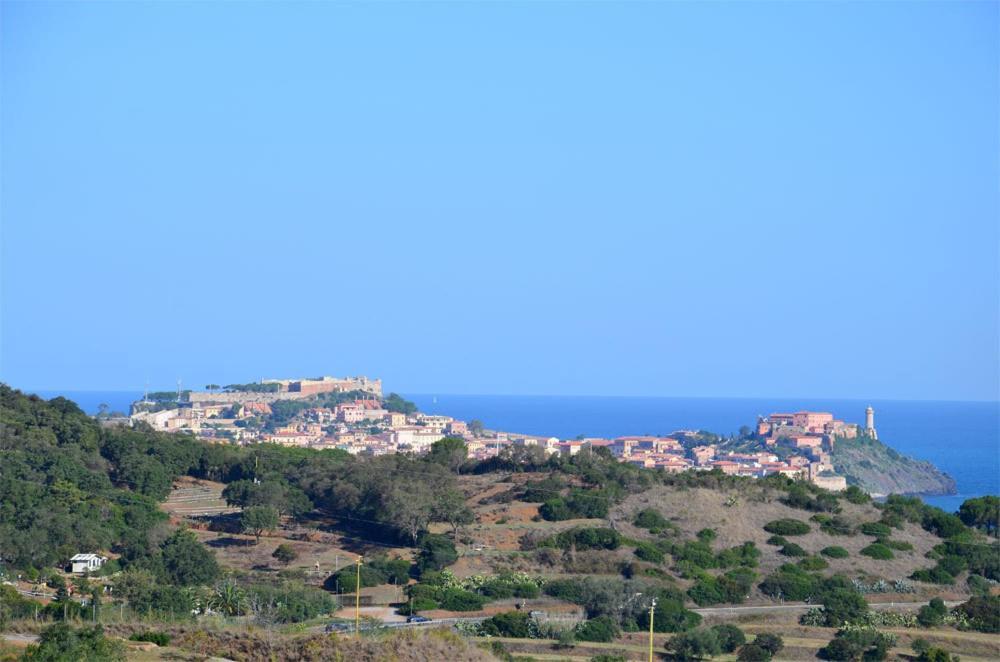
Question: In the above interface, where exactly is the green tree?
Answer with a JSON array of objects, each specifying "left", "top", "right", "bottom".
[
  {"left": 819, "top": 588, "right": 869, "bottom": 627},
  {"left": 468, "top": 419, "right": 484, "bottom": 436},
  {"left": 917, "top": 597, "right": 948, "bottom": 627},
  {"left": 241, "top": 506, "right": 279, "bottom": 544},
  {"left": 426, "top": 437, "right": 468, "bottom": 472},
  {"left": 711, "top": 623, "right": 746, "bottom": 653},
  {"left": 272, "top": 543, "right": 298, "bottom": 566},
  {"left": 160, "top": 529, "right": 220, "bottom": 585},
  {"left": 751, "top": 633, "right": 784, "bottom": 657},
  {"left": 22, "top": 623, "right": 126, "bottom": 662},
  {"left": 958, "top": 496, "right": 999, "bottom": 536},
  {"left": 669, "top": 628, "right": 721, "bottom": 661},
  {"left": 416, "top": 534, "right": 458, "bottom": 574}
]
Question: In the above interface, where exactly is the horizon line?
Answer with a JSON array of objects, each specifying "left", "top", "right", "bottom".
[{"left": 20, "top": 385, "right": 1000, "bottom": 405}]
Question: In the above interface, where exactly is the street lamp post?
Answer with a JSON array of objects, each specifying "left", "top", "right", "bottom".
[
  {"left": 355, "top": 556, "right": 363, "bottom": 639},
  {"left": 648, "top": 598, "right": 657, "bottom": 662}
]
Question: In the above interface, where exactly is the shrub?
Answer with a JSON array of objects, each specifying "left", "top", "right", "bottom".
[
  {"left": 128, "top": 631, "right": 170, "bottom": 646},
  {"left": 765, "top": 535, "right": 787, "bottom": 547},
  {"left": 860, "top": 543, "right": 894, "bottom": 560},
  {"left": 819, "top": 626, "right": 895, "bottom": 661},
  {"left": 696, "top": 528, "right": 717, "bottom": 543},
  {"left": 843, "top": 486, "right": 871, "bottom": 505},
  {"left": 883, "top": 539, "right": 914, "bottom": 552},
  {"left": 819, "top": 588, "right": 869, "bottom": 627},
  {"left": 763, "top": 519, "right": 810, "bottom": 536},
  {"left": 549, "top": 527, "right": 621, "bottom": 551},
  {"left": 437, "top": 587, "right": 487, "bottom": 611},
  {"left": 574, "top": 615, "right": 620, "bottom": 643},
  {"left": 480, "top": 611, "right": 533, "bottom": 638},
  {"left": 780, "top": 543, "right": 808, "bottom": 557},
  {"left": 759, "top": 566, "right": 821, "bottom": 601},
  {"left": 916, "top": 598, "right": 948, "bottom": 627},
  {"left": 954, "top": 595, "right": 1000, "bottom": 633},
  {"left": 859, "top": 522, "right": 892, "bottom": 538},
  {"left": 967, "top": 574, "right": 992, "bottom": 597},
  {"left": 417, "top": 534, "right": 458, "bottom": 574},
  {"left": 633, "top": 508, "right": 669, "bottom": 530},
  {"left": 634, "top": 542, "right": 665, "bottom": 564},
  {"left": 820, "top": 516, "right": 855, "bottom": 536},
  {"left": 798, "top": 556, "right": 829, "bottom": 571},
  {"left": 669, "top": 628, "right": 721, "bottom": 661},
  {"left": 910, "top": 566, "right": 955, "bottom": 585},
  {"left": 753, "top": 633, "right": 784, "bottom": 656},
  {"left": 737, "top": 643, "right": 771, "bottom": 661},
  {"left": 710, "top": 623, "right": 746, "bottom": 652},
  {"left": 821, "top": 546, "right": 849, "bottom": 559}
]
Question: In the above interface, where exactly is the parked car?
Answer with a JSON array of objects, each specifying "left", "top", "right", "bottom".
[{"left": 406, "top": 615, "right": 431, "bottom": 623}]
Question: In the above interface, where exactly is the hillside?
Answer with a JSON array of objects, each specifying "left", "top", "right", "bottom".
[
  {"left": 2, "top": 385, "right": 997, "bottom": 662},
  {"left": 830, "top": 435, "right": 957, "bottom": 497}
]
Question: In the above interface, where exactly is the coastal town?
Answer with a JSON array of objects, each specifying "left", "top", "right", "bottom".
[{"left": 125, "top": 375, "right": 874, "bottom": 492}]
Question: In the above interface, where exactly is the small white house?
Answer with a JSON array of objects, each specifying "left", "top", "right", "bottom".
[{"left": 70, "top": 553, "right": 107, "bottom": 574}]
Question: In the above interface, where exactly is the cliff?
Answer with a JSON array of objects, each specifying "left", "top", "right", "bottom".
[{"left": 830, "top": 434, "right": 956, "bottom": 497}]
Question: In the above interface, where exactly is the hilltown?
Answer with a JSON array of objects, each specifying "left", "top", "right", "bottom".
[{"left": 126, "top": 376, "right": 874, "bottom": 492}]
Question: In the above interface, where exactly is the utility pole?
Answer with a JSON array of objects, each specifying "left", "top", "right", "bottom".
[
  {"left": 355, "top": 556, "right": 363, "bottom": 639},
  {"left": 648, "top": 598, "right": 657, "bottom": 662}
]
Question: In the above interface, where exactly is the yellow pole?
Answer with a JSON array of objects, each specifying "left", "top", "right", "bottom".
[
  {"left": 355, "top": 556, "right": 363, "bottom": 638},
  {"left": 648, "top": 599, "right": 656, "bottom": 662}
]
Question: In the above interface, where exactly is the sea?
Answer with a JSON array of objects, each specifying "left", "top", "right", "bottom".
[{"left": 36, "top": 390, "right": 1000, "bottom": 514}]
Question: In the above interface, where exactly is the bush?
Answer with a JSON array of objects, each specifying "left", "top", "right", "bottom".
[
  {"left": 859, "top": 522, "right": 892, "bottom": 538},
  {"left": 820, "top": 516, "right": 855, "bottom": 536},
  {"left": 916, "top": 598, "right": 948, "bottom": 627},
  {"left": 860, "top": 543, "right": 894, "bottom": 560},
  {"left": 763, "top": 519, "right": 810, "bottom": 536},
  {"left": 765, "top": 535, "right": 787, "bottom": 547},
  {"left": 843, "top": 486, "right": 871, "bottom": 505},
  {"left": 759, "top": 566, "right": 821, "bottom": 601},
  {"left": 437, "top": 587, "right": 487, "bottom": 611},
  {"left": 753, "top": 633, "right": 784, "bottom": 656},
  {"left": 575, "top": 615, "right": 620, "bottom": 643},
  {"left": 710, "top": 623, "right": 746, "bottom": 652},
  {"left": 23, "top": 624, "right": 126, "bottom": 661},
  {"left": 910, "top": 566, "right": 955, "bottom": 585},
  {"left": 549, "top": 527, "right": 621, "bottom": 551},
  {"left": 954, "top": 595, "right": 1000, "bottom": 633},
  {"left": 634, "top": 508, "right": 669, "bottom": 530},
  {"left": 967, "top": 574, "right": 992, "bottom": 597},
  {"left": 128, "top": 631, "right": 171, "bottom": 646},
  {"left": 669, "top": 628, "right": 721, "bottom": 661},
  {"left": 819, "top": 627, "right": 895, "bottom": 661},
  {"left": 634, "top": 542, "right": 665, "bottom": 564},
  {"left": 780, "top": 543, "right": 808, "bottom": 557},
  {"left": 883, "top": 539, "right": 913, "bottom": 552},
  {"left": 819, "top": 588, "right": 869, "bottom": 627},
  {"left": 480, "top": 611, "right": 533, "bottom": 638},
  {"left": 417, "top": 534, "right": 458, "bottom": 574},
  {"left": 696, "top": 528, "right": 717, "bottom": 543},
  {"left": 737, "top": 643, "right": 771, "bottom": 661},
  {"left": 821, "top": 546, "right": 849, "bottom": 559},
  {"left": 798, "top": 556, "right": 829, "bottom": 571}
]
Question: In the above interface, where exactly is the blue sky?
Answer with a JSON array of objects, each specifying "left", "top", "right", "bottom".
[{"left": 2, "top": 1, "right": 997, "bottom": 400}]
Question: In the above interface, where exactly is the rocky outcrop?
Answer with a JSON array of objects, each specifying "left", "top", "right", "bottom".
[{"left": 830, "top": 435, "right": 956, "bottom": 497}]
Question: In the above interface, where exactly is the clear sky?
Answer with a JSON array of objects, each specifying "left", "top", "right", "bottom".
[{"left": 1, "top": 1, "right": 997, "bottom": 400}]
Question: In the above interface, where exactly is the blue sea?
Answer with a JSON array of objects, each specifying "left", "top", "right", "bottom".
[{"left": 36, "top": 390, "right": 1000, "bottom": 513}]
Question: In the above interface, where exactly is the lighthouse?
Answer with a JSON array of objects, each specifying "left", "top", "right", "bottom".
[{"left": 865, "top": 405, "right": 877, "bottom": 440}]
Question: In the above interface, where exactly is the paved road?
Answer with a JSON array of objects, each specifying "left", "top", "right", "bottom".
[{"left": 693, "top": 599, "right": 962, "bottom": 616}]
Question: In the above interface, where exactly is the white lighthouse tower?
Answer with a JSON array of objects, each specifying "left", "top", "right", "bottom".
[{"left": 865, "top": 405, "right": 877, "bottom": 440}]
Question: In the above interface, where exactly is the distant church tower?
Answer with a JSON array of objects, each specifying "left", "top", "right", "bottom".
[{"left": 865, "top": 405, "right": 877, "bottom": 440}]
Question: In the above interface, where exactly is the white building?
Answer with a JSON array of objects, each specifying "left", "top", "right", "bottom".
[{"left": 70, "top": 553, "right": 107, "bottom": 574}]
